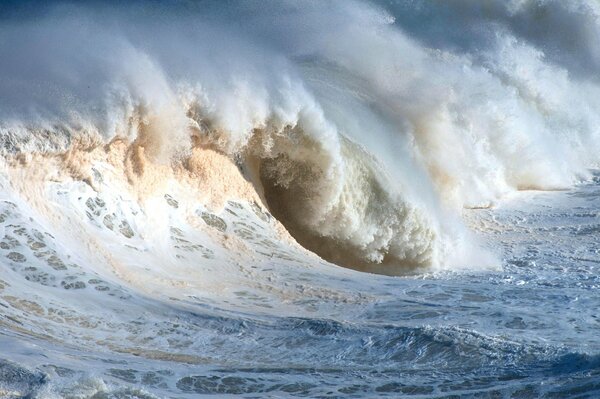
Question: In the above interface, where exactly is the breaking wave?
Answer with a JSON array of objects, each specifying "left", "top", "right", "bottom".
[
  {"left": 4, "top": 2, "right": 600, "bottom": 398},
  {"left": 2, "top": 0, "right": 600, "bottom": 273}
]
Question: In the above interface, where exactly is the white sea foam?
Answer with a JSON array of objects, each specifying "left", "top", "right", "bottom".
[{"left": 1, "top": 0, "right": 599, "bottom": 272}]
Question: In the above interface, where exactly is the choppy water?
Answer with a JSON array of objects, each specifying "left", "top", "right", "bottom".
[{"left": 1, "top": 169, "right": 599, "bottom": 398}]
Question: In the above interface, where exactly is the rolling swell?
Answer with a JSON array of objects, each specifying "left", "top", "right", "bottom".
[{"left": 1, "top": 318, "right": 599, "bottom": 397}]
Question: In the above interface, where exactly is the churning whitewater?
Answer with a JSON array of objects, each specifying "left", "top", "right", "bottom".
[{"left": 0, "top": 0, "right": 600, "bottom": 398}]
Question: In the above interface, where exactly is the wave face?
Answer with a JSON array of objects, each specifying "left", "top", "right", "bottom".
[
  {"left": 3, "top": 0, "right": 600, "bottom": 272},
  {"left": 2, "top": 1, "right": 600, "bottom": 397}
]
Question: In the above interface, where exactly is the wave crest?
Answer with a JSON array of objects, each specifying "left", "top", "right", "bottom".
[{"left": 4, "top": 0, "right": 600, "bottom": 272}]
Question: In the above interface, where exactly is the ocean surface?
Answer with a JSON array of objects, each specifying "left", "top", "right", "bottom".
[{"left": 1, "top": 1, "right": 600, "bottom": 398}]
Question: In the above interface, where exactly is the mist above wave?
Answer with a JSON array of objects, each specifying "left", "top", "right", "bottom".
[{"left": 0, "top": 0, "right": 598, "bottom": 272}]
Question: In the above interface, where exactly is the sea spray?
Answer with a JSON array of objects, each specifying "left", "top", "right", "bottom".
[{"left": 1, "top": 0, "right": 598, "bottom": 270}]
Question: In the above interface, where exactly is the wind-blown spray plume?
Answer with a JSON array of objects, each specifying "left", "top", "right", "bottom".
[{"left": 1, "top": 0, "right": 599, "bottom": 272}]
